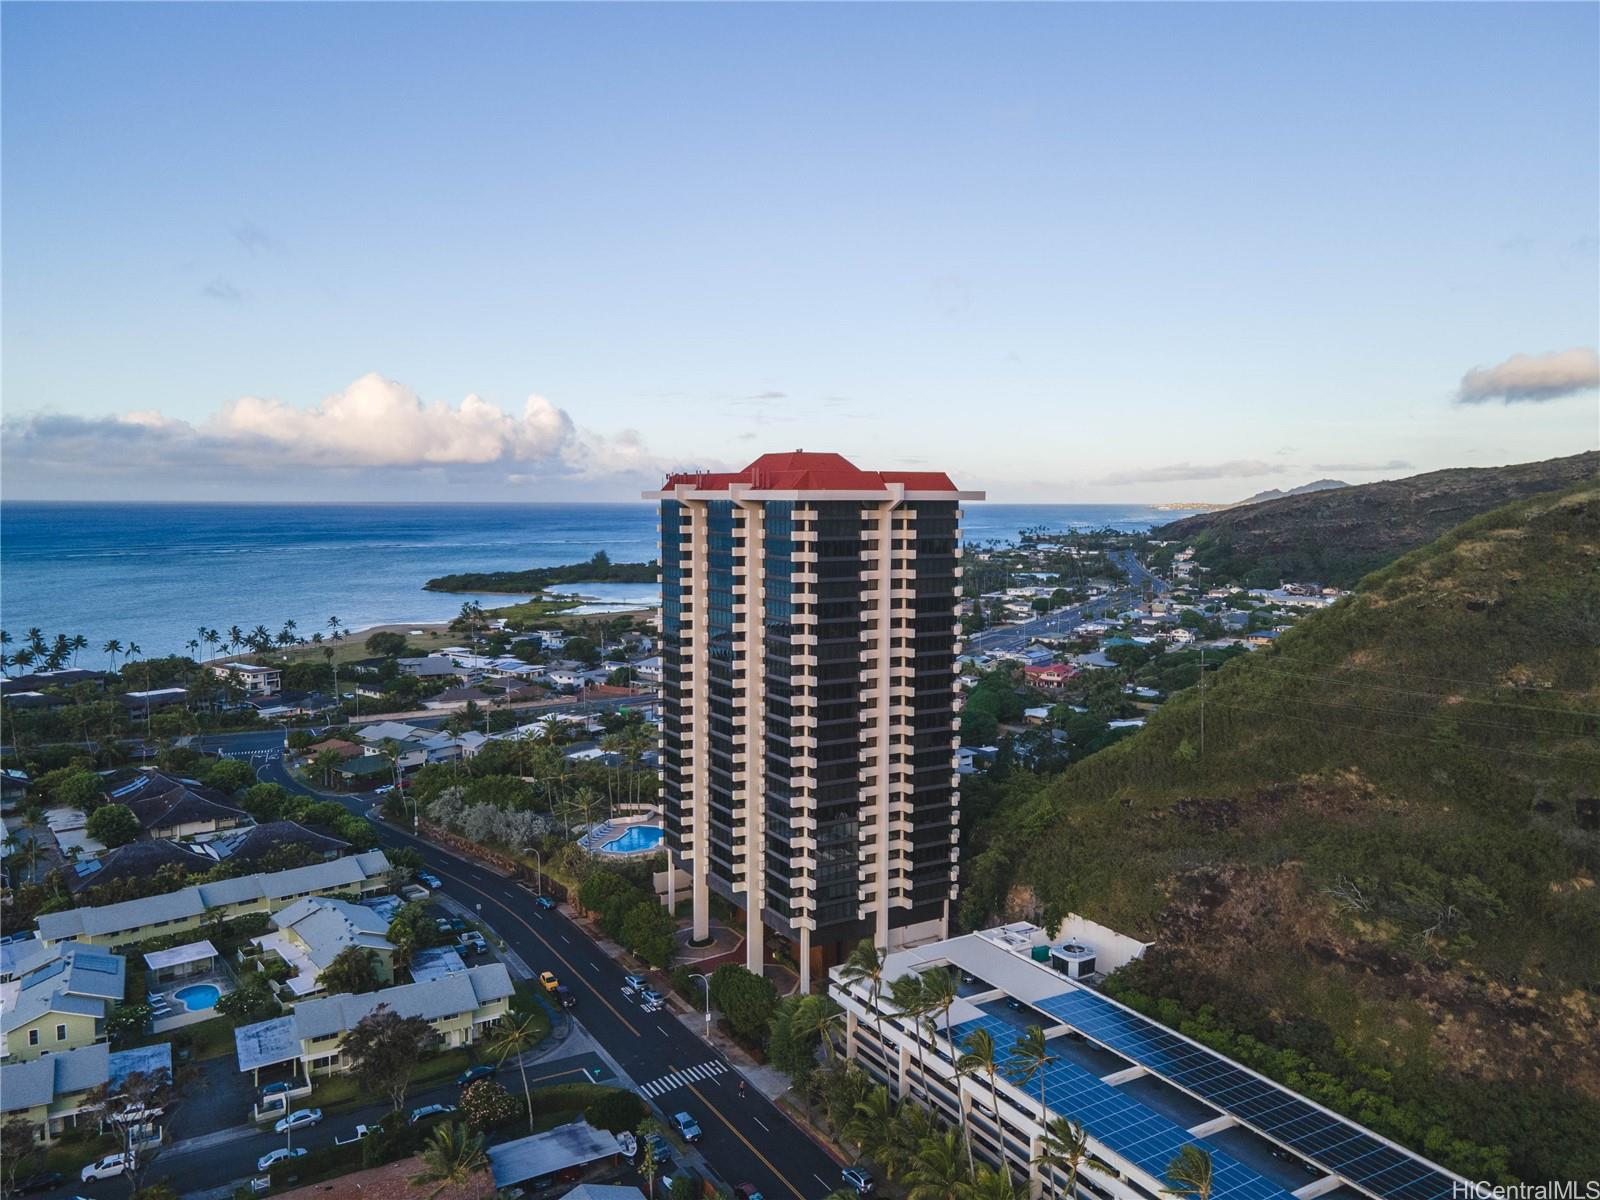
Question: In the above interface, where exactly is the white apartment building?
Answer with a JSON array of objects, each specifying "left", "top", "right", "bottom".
[{"left": 829, "top": 923, "right": 1465, "bottom": 1200}]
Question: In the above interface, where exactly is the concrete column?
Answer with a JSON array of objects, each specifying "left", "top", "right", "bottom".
[
  {"left": 799, "top": 923, "right": 812, "bottom": 993},
  {"left": 686, "top": 500, "right": 711, "bottom": 943},
  {"left": 873, "top": 500, "right": 898, "bottom": 952},
  {"left": 737, "top": 499, "right": 766, "bottom": 977}
]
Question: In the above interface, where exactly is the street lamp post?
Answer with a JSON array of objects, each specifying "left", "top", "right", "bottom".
[
  {"left": 522, "top": 847, "right": 542, "bottom": 895},
  {"left": 689, "top": 972, "right": 712, "bottom": 1040}
]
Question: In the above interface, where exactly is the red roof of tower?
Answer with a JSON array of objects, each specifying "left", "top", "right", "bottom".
[{"left": 659, "top": 452, "right": 959, "bottom": 493}]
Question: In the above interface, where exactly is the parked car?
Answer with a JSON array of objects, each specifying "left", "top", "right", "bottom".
[
  {"left": 260, "top": 1081, "right": 295, "bottom": 1098},
  {"left": 447, "top": 917, "right": 467, "bottom": 932},
  {"left": 733, "top": 1185, "right": 764, "bottom": 1200},
  {"left": 642, "top": 1133, "right": 673, "bottom": 1166},
  {"left": 333, "top": 1125, "right": 375, "bottom": 1147},
  {"left": 539, "top": 971, "right": 560, "bottom": 992},
  {"left": 640, "top": 988, "right": 664, "bottom": 1006},
  {"left": 670, "top": 1112, "right": 703, "bottom": 1143},
  {"left": 623, "top": 974, "right": 647, "bottom": 991},
  {"left": 456, "top": 1064, "right": 497, "bottom": 1086},
  {"left": 14, "top": 1171, "right": 65, "bottom": 1194},
  {"left": 554, "top": 984, "right": 576, "bottom": 1009},
  {"left": 842, "top": 1168, "right": 875, "bottom": 1196},
  {"left": 81, "top": 1155, "right": 133, "bottom": 1183},
  {"left": 373, "top": 785, "right": 396, "bottom": 795},
  {"left": 256, "top": 1148, "right": 308, "bottom": 1173},
  {"left": 273, "top": 1108, "right": 322, "bottom": 1134},
  {"left": 534, "top": 895, "right": 556, "bottom": 910},
  {"left": 417, "top": 872, "right": 442, "bottom": 889},
  {"left": 408, "top": 1103, "right": 458, "bottom": 1125}
]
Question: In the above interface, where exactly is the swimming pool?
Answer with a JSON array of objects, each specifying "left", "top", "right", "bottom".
[
  {"left": 599, "top": 825, "right": 665, "bottom": 855},
  {"left": 173, "top": 983, "right": 221, "bottom": 1012}
]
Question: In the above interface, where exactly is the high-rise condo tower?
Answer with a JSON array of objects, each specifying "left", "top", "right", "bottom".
[{"left": 646, "top": 452, "right": 983, "bottom": 990}]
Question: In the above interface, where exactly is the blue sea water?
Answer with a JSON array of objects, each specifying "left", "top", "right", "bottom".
[{"left": 0, "top": 501, "right": 1196, "bottom": 660}]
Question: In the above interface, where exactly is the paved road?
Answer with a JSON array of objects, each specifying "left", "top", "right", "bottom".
[
  {"left": 118, "top": 734, "right": 848, "bottom": 1200},
  {"left": 965, "top": 549, "right": 1169, "bottom": 655}
]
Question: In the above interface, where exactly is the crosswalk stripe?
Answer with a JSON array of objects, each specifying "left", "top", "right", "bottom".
[{"left": 639, "top": 1061, "right": 726, "bottom": 1097}]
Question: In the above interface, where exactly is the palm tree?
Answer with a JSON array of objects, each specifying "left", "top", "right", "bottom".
[
  {"left": 408, "top": 1122, "right": 488, "bottom": 1200},
  {"left": 328, "top": 615, "right": 343, "bottom": 641},
  {"left": 971, "top": 1165, "right": 1018, "bottom": 1200},
  {"left": 227, "top": 625, "right": 244, "bottom": 656},
  {"left": 843, "top": 1085, "right": 896, "bottom": 1166},
  {"left": 102, "top": 639, "right": 123, "bottom": 672},
  {"left": 840, "top": 942, "right": 891, "bottom": 1077},
  {"left": 323, "top": 646, "right": 339, "bottom": 708},
  {"left": 795, "top": 994, "right": 847, "bottom": 1066},
  {"left": 202, "top": 628, "right": 220, "bottom": 660},
  {"left": 1004, "top": 1025, "right": 1057, "bottom": 1124},
  {"left": 1162, "top": 1146, "right": 1213, "bottom": 1200},
  {"left": 1036, "top": 1118, "right": 1089, "bottom": 1200},
  {"left": 959, "top": 1028, "right": 1004, "bottom": 1127},
  {"left": 26, "top": 629, "right": 46, "bottom": 655},
  {"left": 904, "top": 1129, "right": 973, "bottom": 1200},
  {"left": 889, "top": 972, "right": 933, "bottom": 1093},
  {"left": 487, "top": 1010, "right": 543, "bottom": 1133},
  {"left": 70, "top": 633, "right": 89, "bottom": 665}
]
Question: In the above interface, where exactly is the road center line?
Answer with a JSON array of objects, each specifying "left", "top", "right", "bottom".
[{"left": 686, "top": 1081, "right": 808, "bottom": 1200}]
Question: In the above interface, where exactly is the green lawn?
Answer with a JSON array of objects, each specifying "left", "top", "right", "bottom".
[
  {"left": 310, "top": 1047, "right": 478, "bottom": 1113},
  {"left": 123, "top": 1014, "right": 237, "bottom": 1062},
  {"left": 40, "top": 1132, "right": 119, "bottom": 1177}
]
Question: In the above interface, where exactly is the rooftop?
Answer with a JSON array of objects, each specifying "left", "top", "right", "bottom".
[{"left": 649, "top": 451, "right": 978, "bottom": 498}]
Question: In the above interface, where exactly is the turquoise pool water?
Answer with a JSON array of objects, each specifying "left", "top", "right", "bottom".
[
  {"left": 174, "top": 983, "right": 221, "bottom": 1011},
  {"left": 600, "top": 825, "right": 665, "bottom": 855}
]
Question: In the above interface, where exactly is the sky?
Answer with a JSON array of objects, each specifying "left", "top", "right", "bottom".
[{"left": 2, "top": 2, "right": 1596, "bottom": 503}]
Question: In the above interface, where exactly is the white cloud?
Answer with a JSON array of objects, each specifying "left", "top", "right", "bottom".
[
  {"left": 1, "top": 373, "right": 665, "bottom": 497},
  {"left": 213, "top": 373, "right": 575, "bottom": 467},
  {"left": 1456, "top": 347, "right": 1600, "bottom": 405},
  {"left": 1093, "top": 460, "right": 1285, "bottom": 486}
]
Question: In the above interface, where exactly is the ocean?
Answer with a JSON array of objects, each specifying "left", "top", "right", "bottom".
[{"left": 0, "top": 501, "right": 1197, "bottom": 661}]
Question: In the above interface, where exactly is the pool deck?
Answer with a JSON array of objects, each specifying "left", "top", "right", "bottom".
[{"left": 150, "top": 967, "right": 237, "bottom": 1034}]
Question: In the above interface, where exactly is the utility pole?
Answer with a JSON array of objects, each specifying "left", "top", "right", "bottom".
[{"left": 1198, "top": 645, "right": 1205, "bottom": 760}]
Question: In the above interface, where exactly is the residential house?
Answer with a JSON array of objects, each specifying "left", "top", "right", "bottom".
[
  {"left": 1023, "top": 663, "right": 1077, "bottom": 690},
  {"left": 0, "top": 1042, "right": 172, "bottom": 1144},
  {"left": 1246, "top": 629, "right": 1280, "bottom": 648},
  {"left": 208, "top": 663, "right": 282, "bottom": 696},
  {"left": 631, "top": 655, "right": 664, "bottom": 684},
  {"left": 250, "top": 897, "right": 396, "bottom": 998},
  {"left": 35, "top": 851, "right": 394, "bottom": 949},
  {"left": 45, "top": 808, "right": 106, "bottom": 860},
  {"left": 1163, "top": 626, "right": 1196, "bottom": 645},
  {"left": 1, "top": 944, "right": 125, "bottom": 1061},
  {"left": 355, "top": 721, "right": 426, "bottom": 745},
  {"left": 198, "top": 821, "right": 350, "bottom": 871},
  {"left": 422, "top": 686, "right": 495, "bottom": 712},
  {"left": 232, "top": 964, "right": 514, "bottom": 1083},
  {"left": 67, "top": 840, "right": 214, "bottom": 896},
  {"left": 303, "top": 738, "right": 364, "bottom": 761},
  {"left": 396, "top": 656, "right": 477, "bottom": 682},
  {"left": 106, "top": 770, "right": 251, "bottom": 841},
  {"left": 121, "top": 688, "right": 188, "bottom": 712}
]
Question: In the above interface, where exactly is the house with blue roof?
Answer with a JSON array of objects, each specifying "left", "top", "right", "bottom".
[{"left": 0, "top": 943, "right": 125, "bottom": 1061}]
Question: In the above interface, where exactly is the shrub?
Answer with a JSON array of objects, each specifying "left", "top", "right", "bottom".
[
  {"left": 583, "top": 1088, "right": 646, "bottom": 1134},
  {"left": 709, "top": 965, "right": 777, "bottom": 1046},
  {"left": 460, "top": 1079, "right": 519, "bottom": 1130}
]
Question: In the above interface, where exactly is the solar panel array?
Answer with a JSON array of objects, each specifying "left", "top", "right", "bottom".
[
  {"left": 949, "top": 1012, "right": 1293, "bottom": 1200},
  {"left": 1034, "top": 989, "right": 1458, "bottom": 1200}
]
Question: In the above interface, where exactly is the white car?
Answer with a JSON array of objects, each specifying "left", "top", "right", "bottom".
[
  {"left": 257, "top": 1147, "right": 308, "bottom": 1172},
  {"left": 81, "top": 1155, "right": 133, "bottom": 1183},
  {"left": 274, "top": 1108, "right": 322, "bottom": 1134}
]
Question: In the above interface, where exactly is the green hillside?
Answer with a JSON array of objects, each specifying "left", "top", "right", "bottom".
[
  {"left": 1155, "top": 450, "right": 1597, "bottom": 587},
  {"left": 963, "top": 483, "right": 1600, "bottom": 1182}
]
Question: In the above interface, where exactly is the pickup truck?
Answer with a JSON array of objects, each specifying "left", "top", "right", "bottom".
[{"left": 334, "top": 1125, "right": 376, "bottom": 1147}]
